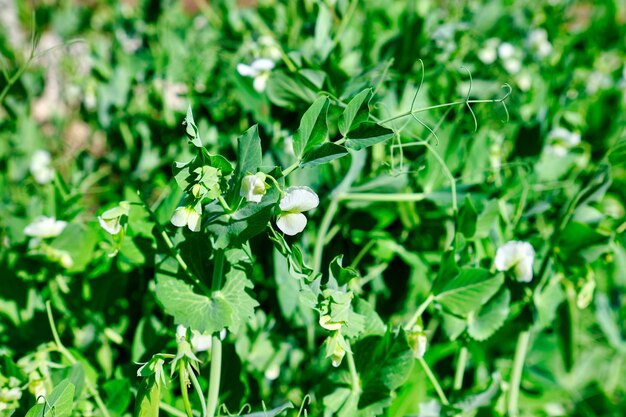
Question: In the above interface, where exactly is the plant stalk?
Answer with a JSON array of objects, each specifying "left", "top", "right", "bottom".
[
  {"left": 453, "top": 346, "right": 468, "bottom": 391},
  {"left": 508, "top": 329, "right": 531, "bottom": 417}
]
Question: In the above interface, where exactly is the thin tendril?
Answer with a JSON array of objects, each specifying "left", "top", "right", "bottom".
[{"left": 460, "top": 66, "right": 479, "bottom": 132}]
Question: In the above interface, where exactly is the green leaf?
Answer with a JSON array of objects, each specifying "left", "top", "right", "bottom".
[
  {"left": 468, "top": 289, "right": 510, "bottom": 341},
  {"left": 134, "top": 378, "right": 161, "bottom": 417},
  {"left": 434, "top": 268, "right": 504, "bottom": 316},
  {"left": 339, "top": 89, "right": 371, "bottom": 136},
  {"left": 345, "top": 122, "right": 394, "bottom": 150},
  {"left": 155, "top": 267, "right": 258, "bottom": 335},
  {"left": 103, "top": 378, "right": 131, "bottom": 414},
  {"left": 355, "top": 329, "right": 414, "bottom": 409},
  {"left": 300, "top": 142, "right": 348, "bottom": 167},
  {"left": 293, "top": 96, "right": 329, "bottom": 158},
  {"left": 228, "top": 125, "right": 263, "bottom": 204},
  {"left": 266, "top": 71, "right": 318, "bottom": 108},
  {"left": 25, "top": 380, "right": 75, "bottom": 417},
  {"left": 184, "top": 106, "right": 202, "bottom": 148},
  {"left": 458, "top": 196, "right": 478, "bottom": 238}
]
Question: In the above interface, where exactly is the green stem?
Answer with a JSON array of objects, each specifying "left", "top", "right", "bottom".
[
  {"left": 339, "top": 192, "right": 426, "bottom": 202},
  {"left": 206, "top": 336, "right": 223, "bottom": 417},
  {"left": 282, "top": 162, "right": 299, "bottom": 177},
  {"left": 350, "top": 240, "right": 376, "bottom": 269},
  {"left": 187, "top": 364, "right": 207, "bottom": 417},
  {"left": 217, "top": 196, "right": 232, "bottom": 212},
  {"left": 378, "top": 95, "right": 510, "bottom": 125},
  {"left": 206, "top": 250, "right": 226, "bottom": 417},
  {"left": 46, "top": 301, "right": 111, "bottom": 417},
  {"left": 211, "top": 250, "right": 225, "bottom": 291},
  {"left": 418, "top": 357, "right": 450, "bottom": 406},
  {"left": 508, "top": 330, "right": 531, "bottom": 417},
  {"left": 405, "top": 294, "right": 434, "bottom": 330},
  {"left": 180, "top": 362, "right": 194, "bottom": 417},
  {"left": 312, "top": 196, "right": 340, "bottom": 275},
  {"left": 160, "top": 401, "right": 192, "bottom": 417},
  {"left": 346, "top": 344, "right": 361, "bottom": 393},
  {"left": 453, "top": 346, "right": 468, "bottom": 391}
]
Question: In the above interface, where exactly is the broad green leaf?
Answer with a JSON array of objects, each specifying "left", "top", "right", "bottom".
[
  {"left": 103, "top": 378, "right": 132, "bottom": 414},
  {"left": 134, "top": 378, "right": 160, "bottom": 417},
  {"left": 50, "top": 224, "right": 98, "bottom": 273},
  {"left": 345, "top": 122, "right": 394, "bottom": 150},
  {"left": 434, "top": 268, "right": 503, "bottom": 316},
  {"left": 25, "top": 380, "right": 75, "bottom": 417},
  {"left": 300, "top": 142, "right": 348, "bottom": 167},
  {"left": 458, "top": 196, "right": 478, "bottom": 238},
  {"left": 339, "top": 89, "right": 371, "bottom": 136},
  {"left": 266, "top": 71, "right": 318, "bottom": 108},
  {"left": 355, "top": 329, "right": 414, "bottom": 409},
  {"left": 155, "top": 268, "right": 258, "bottom": 335},
  {"left": 293, "top": 96, "right": 329, "bottom": 158},
  {"left": 468, "top": 289, "right": 510, "bottom": 341}
]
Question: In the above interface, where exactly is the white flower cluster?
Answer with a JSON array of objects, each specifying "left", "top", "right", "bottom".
[
  {"left": 494, "top": 241, "right": 535, "bottom": 282},
  {"left": 30, "top": 150, "right": 55, "bottom": 185},
  {"left": 527, "top": 28, "right": 552, "bottom": 59},
  {"left": 237, "top": 58, "right": 275, "bottom": 92},
  {"left": 546, "top": 127, "right": 581, "bottom": 156}
]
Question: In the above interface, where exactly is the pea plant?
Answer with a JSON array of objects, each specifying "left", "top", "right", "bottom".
[{"left": 2, "top": 1, "right": 626, "bottom": 417}]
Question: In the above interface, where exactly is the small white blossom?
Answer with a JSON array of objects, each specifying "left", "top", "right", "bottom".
[
  {"left": 30, "top": 150, "right": 54, "bottom": 184},
  {"left": 24, "top": 216, "right": 67, "bottom": 239},
  {"left": 241, "top": 173, "right": 268, "bottom": 203},
  {"left": 528, "top": 28, "right": 552, "bottom": 59},
  {"left": 237, "top": 58, "right": 275, "bottom": 92},
  {"left": 494, "top": 241, "right": 535, "bottom": 282},
  {"left": 98, "top": 201, "right": 131, "bottom": 235},
  {"left": 176, "top": 325, "right": 213, "bottom": 352},
  {"left": 547, "top": 127, "right": 581, "bottom": 156},
  {"left": 478, "top": 38, "right": 499, "bottom": 64},
  {"left": 414, "top": 333, "right": 427, "bottom": 359},
  {"left": 276, "top": 186, "right": 319, "bottom": 236},
  {"left": 498, "top": 42, "right": 515, "bottom": 60},
  {"left": 171, "top": 206, "right": 201, "bottom": 232}
]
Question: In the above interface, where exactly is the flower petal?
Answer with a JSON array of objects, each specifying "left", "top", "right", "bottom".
[
  {"left": 279, "top": 186, "right": 319, "bottom": 213},
  {"left": 98, "top": 216, "right": 122, "bottom": 235},
  {"left": 276, "top": 212, "right": 307, "bottom": 236},
  {"left": 253, "top": 73, "right": 269, "bottom": 92},
  {"left": 251, "top": 58, "right": 275, "bottom": 72},
  {"left": 236, "top": 63, "right": 257, "bottom": 77},
  {"left": 171, "top": 207, "right": 189, "bottom": 228},
  {"left": 187, "top": 209, "right": 201, "bottom": 232}
]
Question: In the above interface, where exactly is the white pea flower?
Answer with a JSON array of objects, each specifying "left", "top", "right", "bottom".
[
  {"left": 413, "top": 333, "right": 427, "bottom": 359},
  {"left": 478, "top": 38, "right": 500, "bottom": 64},
  {"left": 497, "top": 42, "right": 522, "bottom": 74},
  {"left": 171, "top": 205, "right": 201, "bottom": 232},
  {"left": 24, "top": 216, "right": 67, "bottom": 239},
  {"left": 241, "top": 173, "right": 268, "bottom": 203},
  {"left": 498, "top": 42, "right": 515, "bottom": 60},
  {"left": 98, "top": 201, "right": 131, "bottom": 235},
  {"left": 528, "top": 28, "right": 552, "bottom": 59},
  {"left": 237, "top": 58, "right": 275, "bottom": 92},
  {"left": 175, "top": 325, "right": 217, "bottom": 353},
  {"left": 30, "top": 150, "right": 54, "bottom": 184},
  {"left": 276, "top": 186, "right": 319, "bottom": 236},
  {"left": 546, "top": 127, "right": 581, "bottom": 156},
  {"left": 494, "top": 241, "right": 535, "bottom": 282}
]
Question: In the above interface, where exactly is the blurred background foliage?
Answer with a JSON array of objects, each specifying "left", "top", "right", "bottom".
[{"left": 0, "top": 0, "right": 625, "bottom": 416}]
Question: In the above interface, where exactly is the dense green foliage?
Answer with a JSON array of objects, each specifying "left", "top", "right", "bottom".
[{"left": 1, "top": 0, "right": 626, "bottom": 416}]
